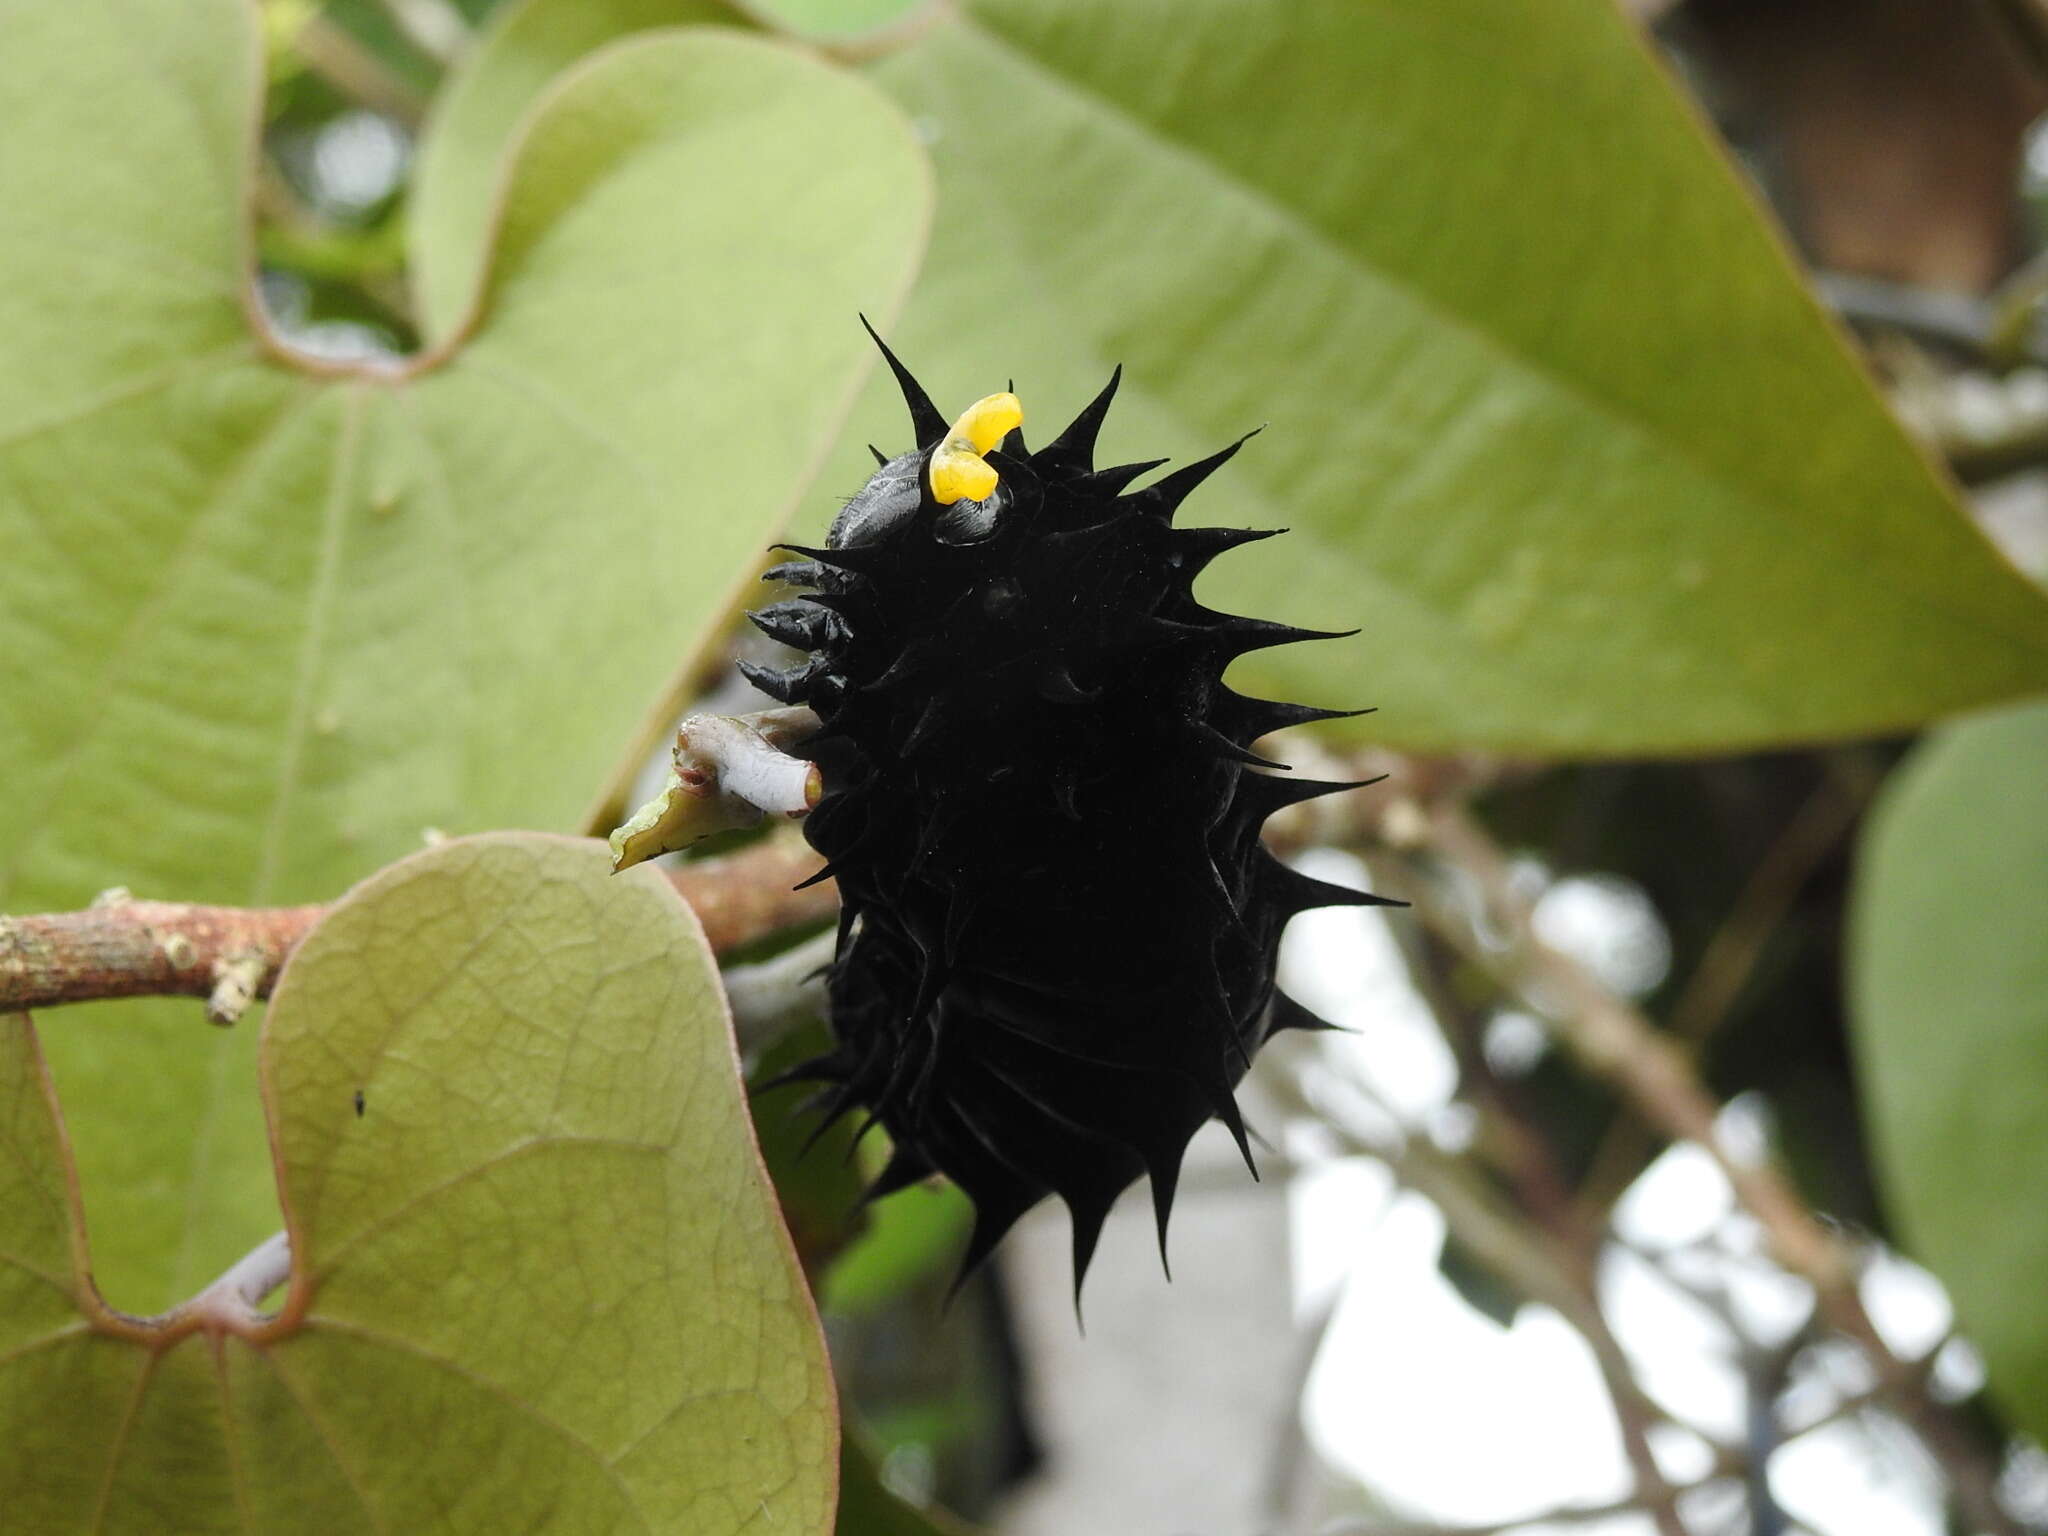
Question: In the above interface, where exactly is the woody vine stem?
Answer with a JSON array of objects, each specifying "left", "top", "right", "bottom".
[{"left": 0, "top": 719, "right": 2020, "bottom": 1536}]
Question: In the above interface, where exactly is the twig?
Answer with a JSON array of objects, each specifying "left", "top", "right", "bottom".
[
  {"left": 1258, "top": 747, "right": 1522, "bottom": 856},
  {"left": 0, "top": 837, "right": 834, "bottom": 1018},
  {"left": 0, "top": 896, "right": 325, "bottom": 1018},
  {"left": 1816, "top": 272, "right": 2015, "bottom": 362},
  {"left": 1778, "top": 1332, "right": 1949, "bottom": 1441},
  {"left": 678, "top": 710, "right": 821, "bottom": 817},
  {"left": 291, "top": 16, "right": 428, "bottom": 128},
  {"left": 185, "top": 1232, "right": 293, "bottom": 1332},
  {"left": 1881, "top": 341, "right": 2048, "bottom": 484},
  {"left": 1411, "top": 805, "right": 1843, "bottom": 1283},
  {"left": 1264, "top": 1046, "right": 1696, "bottom": 1536},
  {"left": 1402, "top": 803, "right": 2023, "bottom": 1536},
  {"left": 1667, "top": 760, "right": 1878, "bottom": 1049},
  {"left": 1384, "top": 927, "right": 1696, "bottom": 1534},
  {"left": 672, "top": 836, "right": 836, "bottom": 955},
  {"left": 1578, "top": 760, "right": 1878, "bottom": 1213},
  {"left": 1817, "top": 269, "right": 2048, "bottom": 480},
  {"left": 1392, "top": 920, "right": 1587, "bottom": 1246}
]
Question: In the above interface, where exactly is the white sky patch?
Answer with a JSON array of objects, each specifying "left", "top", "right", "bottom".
[
  {"left": 1614, "top": 1142, "right": 1734, "bottom": 1251},
  {"left": 1288, "top": 1156, "right": 1397, "bottom": 1319},
  {"left": 1772, "top": 1415, "right": 1947, "bottom": 1536},
  {"left": 1859, "top": 1250, "right": 1956, "bottom": 1360},
  {"left": 1645, "top": 1421, "right": 1719, "bottom": 1484},
  {"left": 1599, "top": 1243, "right": 1748, "bottom": 1442},
  {"left": 1930, "top": 1336, "right": 1988, "bottom": 1403},
  {"left": 274, "top": 319, "right": 399, "bottom": 366},
  {"left": 1531, "top": 873, "right": 1673, "bottom": 998},
  {"left": 1716, "top": 1092, "right": 1774, "bottom": 1166},
  {"left": 1724, "top": 1257, "right": 1816, "bottom": 1351},
  {"left": 1280, "top": 849, "right": 1456, "bottom": 1133},
  {"left": 1484, "top": 1008, "right": 1550, "bottom": 1075},
  {"left": 309, "top": 109, "right": 411, "bottom": 214},
  {"left": 2001, "top": 1443, "right": 2048, "bottom": 1526},
  {"left": 1303, "top": 1194, "right": 1642, "bottom": 1527},
  {"left": 1280, "top": 850, "right": 1984, "bottom": 1532}
]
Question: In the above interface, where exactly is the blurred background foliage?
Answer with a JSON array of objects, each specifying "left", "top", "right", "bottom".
[{"left": 5, "top": 0, "right": 2048, "bottom": 1531}]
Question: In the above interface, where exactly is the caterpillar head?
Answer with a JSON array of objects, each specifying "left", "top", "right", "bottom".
[{"left": 831, "top": 373, "right": 1024, "bottom": 552}]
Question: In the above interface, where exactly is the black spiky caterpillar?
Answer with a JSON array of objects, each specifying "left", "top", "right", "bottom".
[{"left": 748, "top": 323, "right": 1395, "bottom": 1295}]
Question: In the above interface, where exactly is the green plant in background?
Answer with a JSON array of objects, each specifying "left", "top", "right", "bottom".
[
  {"left": 2, "top": 0, "right": 2046, "bottom": 1531},
  {"left": 2, "top": 835, "right": 834, "bottom": 1530},
  {"left": 1851, "top": 699, "right": 2048, "bottom": 1451},
  {"left": 0, "top": 1, "right": 927, "bottom": 1313}
]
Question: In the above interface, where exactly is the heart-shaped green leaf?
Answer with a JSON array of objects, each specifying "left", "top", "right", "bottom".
[
  {"left": 0, "top": 833, "right": 836, "bottom": 1533},
  {"left": 409, "top": 0, "right": 752, "bottom": 340},
  {"left": 409, "top": 0, "right": 938, "bottom": 339},
  {"left": 1849, "top": 700, "right": 2048, "bottom": 1445},
  {"left": 423, "top": 0, "right": 2048, "bottom": 755},
  {"left": 850, "top": 0, "right": 2048, "bottom": 752},
  {"left": 0, "top": 0, "right": 929, "bottom": 1308}
]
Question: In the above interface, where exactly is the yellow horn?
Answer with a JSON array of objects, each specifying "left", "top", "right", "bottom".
[{"left": 928, "top": 391, "right": 1024, "bottom": 505}]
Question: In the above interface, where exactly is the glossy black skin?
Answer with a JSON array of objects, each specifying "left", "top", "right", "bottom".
[{"left": 748, "top": 332, "right": 1392, "bottom": 1296}]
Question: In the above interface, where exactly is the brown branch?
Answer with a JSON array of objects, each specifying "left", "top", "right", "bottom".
[
  {"left": 1258, "top": 747, "right": 1527, "bottom": 857},
  {"left": 1263, "top": 1039, "right": 1706, "bottom": 1536},
  {"left": 0, "top": 837, "right": 834, "bottom": 1018},
  {"left": 1578, "top": 757, "right": 1879, "bottom": 1214},
  {"left": 0, "top": 893, "right": 325, "bottom": 1018},
  {"left": 1393, "top": 920, "right": 1588, "bottom": 1249},
  {"left": 668, "top": 836, "right": 835, "bottom": 954},
  {"left": 290, "top": 16, "right": 427, "bottom": 128},
  {"left": 1400, "top": 803, "right": 2023, "bottom": 1536},
  {"left": 1666, "top": 759, "right": 1879, "bottom": 1049}
]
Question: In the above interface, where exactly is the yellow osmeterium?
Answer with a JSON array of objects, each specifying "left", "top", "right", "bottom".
[{"left": 928, "top": 391, "right": 1024, "bottom": 505}]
